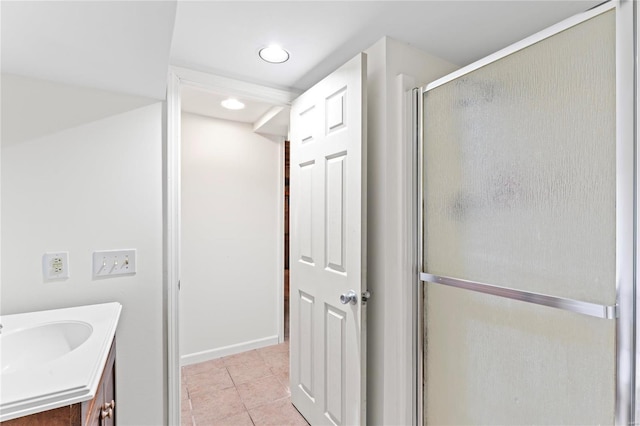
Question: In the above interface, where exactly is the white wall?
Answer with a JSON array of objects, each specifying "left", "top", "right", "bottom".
[
  {"left": 1, "top": 76, "right": 165, "bottom": 426},
  {"left": 364, "top": 37, "right": 457, "bottom": 426},
  {"left": 180, "top": 112, "right": 282, "bottom": 363}
]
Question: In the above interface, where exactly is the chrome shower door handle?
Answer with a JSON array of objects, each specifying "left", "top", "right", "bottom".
[{"left": 340, "top": 290, "right": 358, "bottom": 305}]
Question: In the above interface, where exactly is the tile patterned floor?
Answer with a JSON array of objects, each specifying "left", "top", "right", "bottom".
[{"left": 181, "top": 342, "right": 308, "bottom": 426}]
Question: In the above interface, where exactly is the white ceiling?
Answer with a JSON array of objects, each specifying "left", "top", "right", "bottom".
[
  {"left": 181, "top": 84, "right": 290, "bottom": 136},
  {"left": 1, "top": 0, "right": 602, "bottom": 124},
  {"left": 182, "top": 85, "right": 277, "bottom": 123},
  {"left": 170, "top": 1, "right": 601, "bottom": 92},
  {"left": 1, "top": 1, "right": 177, "bottom": 100}
]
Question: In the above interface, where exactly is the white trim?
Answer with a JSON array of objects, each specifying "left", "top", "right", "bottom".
[
  {"left": 166, "top": 71, "right": 181, "bottom": 426},
  {"left": 170, "top": 66, "right": 300, "bottom": 105},
  {"left": 424, "top": 1, "right": 616, "bottom": 93},
  {"left": 635, "top": 2, "right": 640, "bottom": 420},
  {"left": 276, "top": 136, "right": 285, "bottom": 343},
  {"left": 180, "top": 336, "right": 280, "bottom": 366},
  {"left": 254, "top": 106, "right": 286, "bottom": 133},
  {"left": 396, "top": 73, "right": 419, "bottom": 426}
]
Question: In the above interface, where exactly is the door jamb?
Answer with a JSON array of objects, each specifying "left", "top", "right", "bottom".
[{"left": 165, "top": 67, "right": 298, "bottom": 425}]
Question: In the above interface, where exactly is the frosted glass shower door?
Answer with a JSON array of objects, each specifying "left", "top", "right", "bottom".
[{"left": 421, "top": 5, "right": 623, "bottom": 425}]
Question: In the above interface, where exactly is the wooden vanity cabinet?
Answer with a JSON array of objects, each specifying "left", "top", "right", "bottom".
[
  {"left": 83, "top": 340, "right": 116, "bottom": 426},
  {"left": 1, "top": 340, "right": 117, "bottom": 426}
]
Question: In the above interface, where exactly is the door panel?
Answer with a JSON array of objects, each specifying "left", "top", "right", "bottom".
[
  {"left": 299, "top": 291, "right": 315, "bottom": 398},
  {"left": 299, "top": 162, "right": 315, "bottom": 264},
  {"left": 290, "top": 53, "right": 367, "bottom": 425},
  {"left": 422, "top": 7, "right": 617, "bottom": 425},
  {"left": 326, "top": 152, "right": 347, "bottom": 272},
  {"left": 324, "top": 305, "right": 346, "bottom": 424}
]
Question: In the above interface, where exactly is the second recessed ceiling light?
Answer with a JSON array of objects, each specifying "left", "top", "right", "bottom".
[
  {"left": 259, "top": 45, "right": 290, "bottom": 63},
  {"left": 221, "top": 98, "right": 245, "bottom": 110}
]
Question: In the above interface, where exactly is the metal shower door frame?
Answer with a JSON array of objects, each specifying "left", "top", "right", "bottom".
[{"left": 415, "top": 1, "right": 637, "bottom": 424}]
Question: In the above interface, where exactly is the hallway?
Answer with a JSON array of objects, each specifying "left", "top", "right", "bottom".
[{"left": 181, "top": 341, "right": 307, "bottom": 425}]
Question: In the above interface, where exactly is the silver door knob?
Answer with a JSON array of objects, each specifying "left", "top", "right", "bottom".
[{"left": 340, "top": 290, "right": 358, "bottom": 305}]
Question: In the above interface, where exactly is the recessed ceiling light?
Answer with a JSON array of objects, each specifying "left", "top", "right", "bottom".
[
  {"left": 221, "top": 98, "right": 245, "bottom": 110},
  {"left": 259, "top": 45, "right": 290, "bottom": 64}
]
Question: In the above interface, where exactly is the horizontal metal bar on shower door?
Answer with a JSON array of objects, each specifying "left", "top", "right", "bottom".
[{"left": 419, "top": 272, "right": 618, "bottom": 320}]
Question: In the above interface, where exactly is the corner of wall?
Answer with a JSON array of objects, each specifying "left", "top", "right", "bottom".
[
  {"left": 363, "top": 35, "right": 390, "bottom": 426},
  {"left": 365, "top": 36, "right": 459, "bottom": 426},
  {"left": 385, "top": 37, "right": 459, "bottom": 88}
]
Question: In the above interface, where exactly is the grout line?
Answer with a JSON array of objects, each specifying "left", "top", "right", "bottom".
[
  {"left": 226, "top": 366, "right": 239, "bottom": 387},
  {"left": 247, "top": 406, "right": 258, "bottom": 425},
  {"left": 233, "top": 367, "right": 254, "bottom": 415}
]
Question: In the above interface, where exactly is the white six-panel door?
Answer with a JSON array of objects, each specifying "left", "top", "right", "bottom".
[{"left": 289, "top": 52, "right": 367, "bottom": 426}]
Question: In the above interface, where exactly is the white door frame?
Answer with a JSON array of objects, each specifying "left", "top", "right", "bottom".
[
  {"left": 165, "top": 67, "right": 299, "bottom": 425},
  {"left": 167, "top": 68, "right": 437, "bottom": 426}
]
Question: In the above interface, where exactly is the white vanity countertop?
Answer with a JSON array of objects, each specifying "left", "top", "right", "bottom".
[{"left": 0, "top": 302, "right": 122, "bottom": 422}]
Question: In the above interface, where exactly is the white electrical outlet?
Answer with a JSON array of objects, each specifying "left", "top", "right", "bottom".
[
  {"left": 93, "top": 249, "right": 136, "bottom": 278},
  {"left": 43, "top": 252, "right": 70, "bottom": 280}
]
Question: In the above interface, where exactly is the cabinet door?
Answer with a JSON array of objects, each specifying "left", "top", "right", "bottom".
[
  {"left": 83, "top": 340, "right": 116, "bottom": 426},
  {"left": 101, "top": 359, "right": 115, "bottom": 426},
  {"left": 84, "top": 375, "right": 105, "bottom": 426},
  {"left": 100, "top": 341, "right": 116, "bottom": 426}
]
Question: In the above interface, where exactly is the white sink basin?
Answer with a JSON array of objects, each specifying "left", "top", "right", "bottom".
[
  {"left": 1, "top": 321, "right": 93, "bottom": 374},
  {"left": 0, "top": 302, "right": 121, "bottom": 422}
]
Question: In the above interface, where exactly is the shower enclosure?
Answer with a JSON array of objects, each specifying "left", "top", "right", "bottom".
[{"left": 418, "top": 2, "right": 636, "bottom": 424}]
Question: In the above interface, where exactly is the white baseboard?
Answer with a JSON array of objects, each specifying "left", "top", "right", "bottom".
[{"left": 180, "top": 335, "right": 280, "bottom": 366}]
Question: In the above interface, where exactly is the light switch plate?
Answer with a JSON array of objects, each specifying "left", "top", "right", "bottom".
[
  {"left": 43, "top": 252, "right": 70, "bottom": 280},
  {"left": 93, "top": 249, "right": 136, "bottom": 278}
]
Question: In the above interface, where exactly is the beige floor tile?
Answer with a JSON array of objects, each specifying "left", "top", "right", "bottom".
[
  {"left": 257, "top": 342, "right": 288, "bottom": 358},
  {"left": 180, "top": 399, "right": 191, "bottom": 415},
  {"left": 273, "top": 369, "right": 290, "bottom": 394},
  {"left": 187, "top": 367, "right": 234, "bottom": 394},
  {"left": 269, "top": 362, "right": 289, "bottom": 376},
  {"left": 182, "top": 384, "right": 190, "bottom": 401},
  {"left": 236, "top": 375, "right": 289, "bottom": 409},
  {"left": 260, "top": 351, "right": 289, "bottom": 372},
  {"left": 184, "top": 342, "right": 294, "bottom": 424},
  {"left": 248, "top": 397, "right": 309, "bottom": 426},
  {"left": 227, "top": 359, "right": 273, "bottom": 385},
  {"left": 222, "top": 349, "right": 263, "bottom": 367},
  {"left": 183, "top": 358, "right": 225, "bottom": 376},
  {"left": 202, "top": 410, "right": 254, "bottom": 426},
  {"left": 181, "top": 405, "right": 194, "bottom": 426},
  {"left": 191, "top": 387, "right": 246, "bottom": 423}
]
